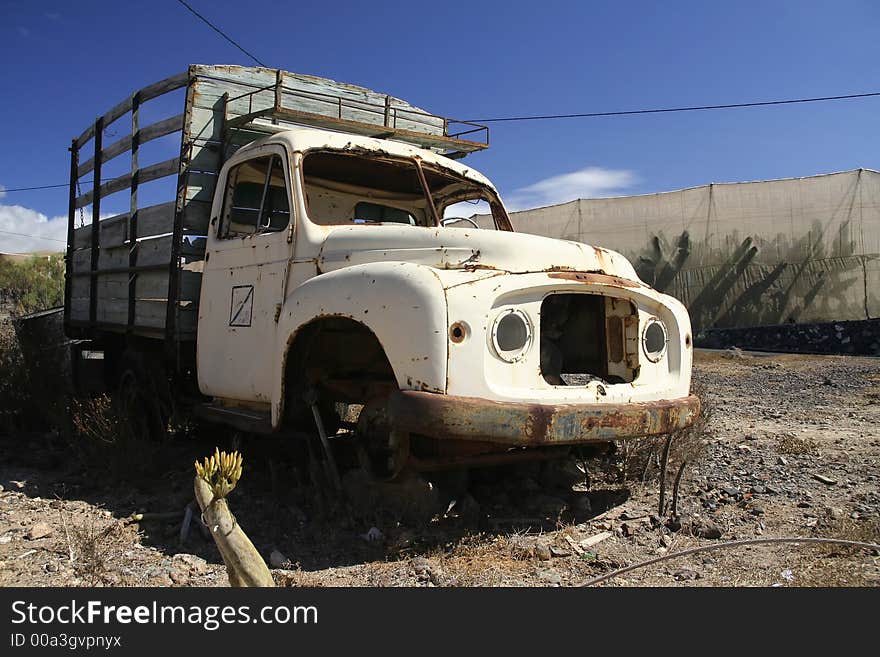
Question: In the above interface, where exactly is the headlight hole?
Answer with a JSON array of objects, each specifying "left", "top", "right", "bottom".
[{"left": 643, "top": 320, "right": 667, "bottom": 361}]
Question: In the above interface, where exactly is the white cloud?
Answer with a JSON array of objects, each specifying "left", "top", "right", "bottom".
[
  {"left": 0, "top": 204, "right": 69, "bottom": 253},
  {"left": 505, "top": 166, "right": 637, "bottom": 211}
]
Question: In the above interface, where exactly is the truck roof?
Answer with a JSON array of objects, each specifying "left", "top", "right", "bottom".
[{"left": 240, "top": 127, "right": 498, "bottom": 192}]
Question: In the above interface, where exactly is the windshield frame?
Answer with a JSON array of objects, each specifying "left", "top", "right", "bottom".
[{"left": 298, "top": 148, "right": 514, "bottom": 231}]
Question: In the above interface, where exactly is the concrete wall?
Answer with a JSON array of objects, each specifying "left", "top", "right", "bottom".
[{"left": 494, "top": 169, "right": 880, "bottom": 330}]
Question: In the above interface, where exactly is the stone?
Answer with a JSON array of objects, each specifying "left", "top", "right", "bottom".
[
  {"left": 411, "top": 557, "right": 430, "bottom": 574},
  {"left": 0, "top": 535, "right": 11, "bottom": 544},
  {"left": 173, "top": 553, "right": 210, "bottom": 575},
  {"left": 538, "top": 570, "right": 562, "bottom": 586},
  {"left": 826, "top": 507, "right": 845, "bottom": 520},
  {"left": 750, "top": 506, "right": 765, "bottom": 516},
  {"left": 692, "top": 519, "right": 723, "bottom": 539},
  {"left": 269, "top": 550, "right": 289, "bottom": 569},
  {"left": 169, "top": 570, "right": 190, "bottom": 585},
  {"left": 550, "top": 546, "right": 571, "bottom": 558},
  {"left": 535, "top": 543, "right": 552, "bottom": 561},
  {"left": 673, "top": 568, "right": 699, "bottom": 581},
  {"left": 26, "top": 522, "right": 53, "bottom": 540}
]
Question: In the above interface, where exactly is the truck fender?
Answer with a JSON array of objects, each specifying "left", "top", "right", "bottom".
[{"left": 271, "top": 261, "right": 448, "bottom": 427}]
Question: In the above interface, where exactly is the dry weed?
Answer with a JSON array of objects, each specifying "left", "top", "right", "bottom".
[
  {"left": 777, "top": 433, "right": 820, "bottom": 455},
  {"left": 618, "top": 381, "right": 713, "bottom": 487},
  {"left": 68, "top": 519, "right": 135, "bottom": 586},
  {"left": 66, "top": 395, "right": 161, "bottom": 483}
]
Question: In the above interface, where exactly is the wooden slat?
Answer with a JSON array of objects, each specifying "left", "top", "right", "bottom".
[
  {"left": 69, "top": 270, "right": 200, "bottom": 305},
  {"left": 75, "top": 157, "right": 180, "bottom": 208},
  {"left": 140, "top": 71, "right": 189, "bottom": 103},
  {"left": 99, "top": 235, "right": 174, "bottom": 270},
  {"left": 77, "top": 114, "right": 184, "bottom": 177},
  {"left": 72, "top": 202, "right": 178, "bottom": 250},
  {"left": 75, "top": 71, "right": 187, "bottom": 148},
  {"left": 137, "top": 202, "right": 176, "bottom": 239}
]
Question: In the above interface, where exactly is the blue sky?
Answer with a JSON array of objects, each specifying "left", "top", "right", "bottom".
[{"left": 1, "top": 0, "right": 878, "bottom": 251}]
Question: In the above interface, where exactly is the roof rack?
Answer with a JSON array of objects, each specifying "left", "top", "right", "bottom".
[{"left": 222, "top": 69, "right": 488, "bottom": 156}]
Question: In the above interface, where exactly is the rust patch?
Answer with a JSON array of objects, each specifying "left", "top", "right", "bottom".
[
  {"left": 547, "top": 271, "right": 642, "bottom": 288},
  {"left": 607, "top": 315, "right": 624, "bottom": 363}
]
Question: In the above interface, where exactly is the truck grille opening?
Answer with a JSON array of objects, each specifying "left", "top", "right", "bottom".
[{"left": 540, "top": 293, "right": 638, "bottom": 386}]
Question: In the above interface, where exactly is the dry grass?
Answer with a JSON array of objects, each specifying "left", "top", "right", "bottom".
[
  {"left": 777, "top": 433, "right": 820, "bottom": 455},
  {"left": 618, "top": 381, "right": 713, "bottom": 488},
  {"left": 68, "top": 519, "right": 135, "bottom": 586},
  {"left": 66, "top": 395, "right": 161, "bottom": 483}
]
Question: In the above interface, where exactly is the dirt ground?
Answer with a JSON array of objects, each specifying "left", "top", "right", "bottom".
[{"left": 1, "top": 349, "right": 878, "bottom": 587}]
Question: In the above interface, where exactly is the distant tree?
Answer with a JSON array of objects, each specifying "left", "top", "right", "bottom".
[{"left": 0, "top": 254, "right": 65, "bottom": 315}]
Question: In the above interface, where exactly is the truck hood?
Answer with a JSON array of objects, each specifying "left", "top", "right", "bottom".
[{"left": 316, "top": 225, "right": 639, "bottom": 280}]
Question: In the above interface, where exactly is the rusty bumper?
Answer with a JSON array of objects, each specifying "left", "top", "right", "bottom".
[{"left": 388, "top": 391, "right": 701, "bottom": 446}]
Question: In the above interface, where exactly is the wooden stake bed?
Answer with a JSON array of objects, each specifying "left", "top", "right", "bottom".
[{"left": 64, "top": 65, "right": 489, "bottom": 347}]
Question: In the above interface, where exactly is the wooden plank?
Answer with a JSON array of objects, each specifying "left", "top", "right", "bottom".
[
  {"left": 71, "top": 276, "right": 89, "bottom": 300},
  {"left": 97, "top": 244, "right": 131, "bottom": 270},
  {"left": 102, "top": 96, "right": 134, "bottom": 132},
  {"left": 70, "top": 297, "right": 89, "bottom": 322},
  {"left": 78, "top": 134, "right": 131, "bottom": 177},
  {"left": 140, "top": 113, "right": 185, "bottom": 144},
  {"left": 74, "top": 71, "right": 187, "bottom": 149},
  {"left": 100, "top": 214, "right": 128, "bottom": 248},
  {"left": 72, "top": 201, "right": 177, "bottom": 249},
  {"left": 138, "top": 202, "right": 176, "bottom": 239},
  {"left": 98, "top": 235, "right": 175, "bottom": 270},
  {"left": 72, "top": 248, "right": 92, "bottom": 273},
  {"left": 76, "top": 271, "right": 200, "bottom": 306},
  {"left": 75, "top": 157, "right": 180, "bottom": 208},
  {"left": 73, "top": 224, "right": 92, "bottom": 250},
  {"left": 139, "top": 71, "right": 188, "bottom": 102},
  {"left": 78, "top": 114, "right": 184, "bottom": 177}
]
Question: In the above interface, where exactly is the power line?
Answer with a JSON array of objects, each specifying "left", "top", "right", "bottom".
[
  {"left": 2, "top": 87, "right": 878, "bottom": 195},
  {"left": 1, "top": 183, "right": 78, "bottom": 193},
  {"left": 174, "top": 0, "right": 267, "bottom": 67},
  {"left": 0, "top": 229, "right": 66, "bottom": 244},
  {"left": 466, "top": 91, "right": 880, "bottom": 123}
]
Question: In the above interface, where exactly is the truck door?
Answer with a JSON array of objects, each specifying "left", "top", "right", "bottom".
[{"left": 197, "top": 146, "right": 294, "bottom": 404}]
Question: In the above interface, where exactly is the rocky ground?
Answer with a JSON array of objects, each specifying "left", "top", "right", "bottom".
[{"left": 1, "top": 349, "right": 878, "bottom": 587}]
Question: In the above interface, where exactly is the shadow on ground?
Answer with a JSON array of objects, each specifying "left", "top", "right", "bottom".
[{"left": 0, "top": 428, "right": 632, "bottom": 572}]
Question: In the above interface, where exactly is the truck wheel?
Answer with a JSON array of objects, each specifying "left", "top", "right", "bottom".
[
  {"left": 356, "top": 397, "right": 409, "bottom": 481},
  {"left": 117, "top": 353, "right": 166, "bottom": 442}
]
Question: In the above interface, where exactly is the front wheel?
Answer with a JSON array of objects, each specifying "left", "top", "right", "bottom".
[{"left": 355, "top": 397, "right": 409, "bottom": 481}]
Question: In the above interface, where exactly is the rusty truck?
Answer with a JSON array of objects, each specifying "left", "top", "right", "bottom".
[{"left": 63, "top": 64, "right": 699, "bottom": 482}]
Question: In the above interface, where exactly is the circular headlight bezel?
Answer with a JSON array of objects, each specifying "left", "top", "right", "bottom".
[
  {"left": 642, "top": 318, "right": 668, "bottom": 362},
  {"left": 491, "top": 308, "right": 532, "bottom": 362}
]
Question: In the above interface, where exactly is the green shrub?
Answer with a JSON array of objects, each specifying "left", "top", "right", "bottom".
[{"left": 0, "top": 254, "right": 65, "bottom": 315}]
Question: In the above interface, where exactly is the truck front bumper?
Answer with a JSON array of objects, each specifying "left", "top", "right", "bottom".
[{"left": 388, "top": 391, "right": 700, "bottom": 446}]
